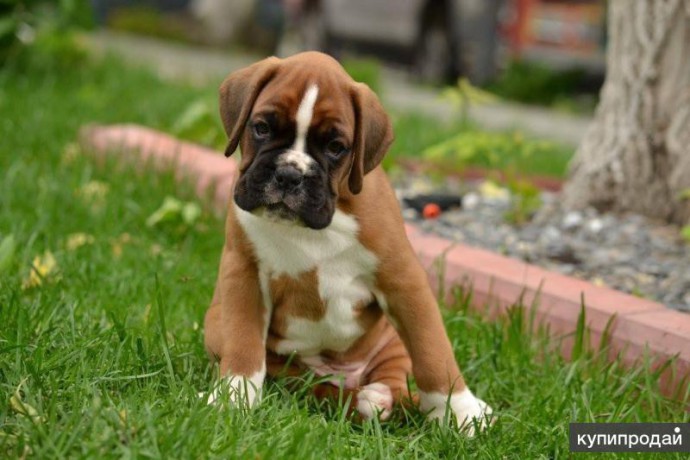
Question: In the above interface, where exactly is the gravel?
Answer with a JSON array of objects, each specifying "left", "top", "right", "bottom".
[{"left": 395, "top": 174, "right": 690, "bottom": 313}]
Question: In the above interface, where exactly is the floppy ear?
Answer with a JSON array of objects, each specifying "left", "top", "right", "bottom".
[
  {"left": 219, "top": 56, "right": 281, "bottom": 159},
  {"left": 348, "top": 82, "right": 394, "bottom": 195}
]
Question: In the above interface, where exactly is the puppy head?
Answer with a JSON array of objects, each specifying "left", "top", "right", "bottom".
[{"left": 219, "top": 52, "right": 393, "bottom": 230}]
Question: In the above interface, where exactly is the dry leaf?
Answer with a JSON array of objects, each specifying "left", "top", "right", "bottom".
[
  {"left": 66, "top": 233, "right": 95, "bottom": 251},
  {"left": 22, "top": 251, "right": 58, "bottom": 290}
]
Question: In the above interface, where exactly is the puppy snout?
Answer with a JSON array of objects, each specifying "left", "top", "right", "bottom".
[{"left": 274, "top": 165, "right": 303, "bottom": 191}]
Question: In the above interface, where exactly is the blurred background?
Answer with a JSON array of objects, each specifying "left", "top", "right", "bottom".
[
  {"left": 88, "top": 0, "right": 606, "bottom": 111},
  {"left": 0, "top": 0, "right": 610, "bottom": 218}
]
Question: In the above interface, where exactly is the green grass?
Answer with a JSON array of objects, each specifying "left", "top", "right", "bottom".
[
  {"left": 486, "top": 60, "right": 600, "bottom": 115},
  {"left": 107, "top": 6, "right": 194, "bottom": 43},
  {"left": 1, "top": 54, "right": 688, "bottom": 459},
  {"left": 388, "top": 113, "right": 573, "bottom": 178}
]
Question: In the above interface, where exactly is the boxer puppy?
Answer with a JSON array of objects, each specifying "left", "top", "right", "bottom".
[{"left": 203, "top": 52, "right": 492, "bottom": 434}]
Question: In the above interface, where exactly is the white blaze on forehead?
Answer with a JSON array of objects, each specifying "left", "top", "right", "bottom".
[
  {"left": 293, "top": 84, "right": 319, "bottom": 152},
  {"left": 277, "top": 84, "right": 319, "bottom": 174}
]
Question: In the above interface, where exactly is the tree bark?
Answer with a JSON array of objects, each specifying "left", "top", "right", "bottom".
[{"left": 562, "top": 0, "right": 690, "bottom": 225}]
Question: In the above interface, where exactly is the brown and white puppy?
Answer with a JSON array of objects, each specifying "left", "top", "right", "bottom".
[{"left": 203, "top": 52, "right": 491, "bottom": 433}]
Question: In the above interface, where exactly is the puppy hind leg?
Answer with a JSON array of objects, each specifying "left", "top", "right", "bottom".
[{"left": 357, "top": 341, "right": 412, "bottom": 421}]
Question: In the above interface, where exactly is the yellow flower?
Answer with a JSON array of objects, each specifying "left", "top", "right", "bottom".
[
  {"left": 118, "top": 409, "right": 127, "bottom": 427},
  {"left": 66, "top": 233, "right": 95, "bottom": 251},
  {"left": 111, "top": 233, "right": 132, "bottom": 259},
  {"left": 478, "top": 180, "right": 510, "bottom": 201},
  {"left": 149, "top": 243, "right": 163, "bottom": 256},
  {"left": 76, "top": 180, "right": 109, "bottom": 208},
  {"left": 22, "top": 251, "right": 58, "bottom": 290},
  {"left": 60, "top": 143, "right": 81, "bottom": 165},
  {"left": 592, "top": 277, "right": 606, "bottom": 287}
]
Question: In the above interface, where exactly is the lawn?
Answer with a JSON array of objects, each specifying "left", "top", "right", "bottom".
[{"left": 1, "top": 53, "right": 687, "bottom": 459}]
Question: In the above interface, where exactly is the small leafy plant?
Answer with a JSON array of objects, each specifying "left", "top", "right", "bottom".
[
  {"left": 679, "top": 189, "right": 690, "bottom": 243},
  {"left": 504, "top": 178, "right": 542, "bottom": 225},
  {"left": 486, "top": 60, "right": 597, "bottom": 113},
  {"left": 1, "top": 0, "right": 91, "bottom": 68},
  {"left": 107, "top": 6, "right": 191, "bottom": 42},
  {"left": 170, "top": 99, "right": 226, "bottom": 150},
  {"left": 0, "top": 234, "right": 16, "bottom": 274},
  {"left": 681, "top": 226, "right": 690, "bottom": 243},
  {"left": 146, "top": 196, "right": 203, "bottom": 237},
  {"left": 441, "top": 77, "right": 499, "bottom": 124},
  {"left": 422, "top": 129, "right": 548, "bottom": 224},
  {"left": 342, "top": 58, "right": 382, "bottom": 95}
]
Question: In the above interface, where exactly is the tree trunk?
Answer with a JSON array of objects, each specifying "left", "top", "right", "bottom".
[{"left": 562, "top": 0, "right": 690, "bottom": 225}]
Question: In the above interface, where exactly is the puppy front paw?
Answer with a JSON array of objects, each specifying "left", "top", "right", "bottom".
[
  {"left": 202, "top": 371, "right": 265, "bottom": 408},
  {"left": 420, "top": 388, "right": 492, "bottom": 436},
  {"left": 356, "top": 382, "right": 393, "bottom": 421}
]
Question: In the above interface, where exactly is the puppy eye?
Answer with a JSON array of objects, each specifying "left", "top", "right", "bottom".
[
  {"left": 326, "top": 140, "right": 348, "bottom": 158},
  {"left": 253, "top": 121, "right": 271, "bottom": 139}
]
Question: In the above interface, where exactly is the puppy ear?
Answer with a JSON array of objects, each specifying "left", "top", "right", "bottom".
[
  {"left": 219, "top": 56, "right": 281, "bottom": 158},
  {"left": 348, "top": 83, "right": 394, "bottom": 195}
]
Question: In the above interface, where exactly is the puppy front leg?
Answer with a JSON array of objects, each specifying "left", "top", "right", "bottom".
[
  {"left": 376, "top": 261, "right": 492, "bottom": 435},
  {"left": 204, "top": 247, "right": 267, "bottom": 408}
]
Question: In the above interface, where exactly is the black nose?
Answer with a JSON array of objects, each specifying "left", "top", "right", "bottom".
[{"left": 274, "top": 166, "right": 303, "bottom": 191}]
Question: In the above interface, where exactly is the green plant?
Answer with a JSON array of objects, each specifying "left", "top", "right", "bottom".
[
  {"left": 0, "top": 0, "right": 91, "bottom": 67},
  {"left": 0, "top": 234, "right": 16, "bottom": 273},
  {"left": 487, "top": 60, "right": 594, "bottom": 110},
  {"left": 342, "top": 58, "right": 382, "bottom": 96},
  {"left": 441, "top": 77, "right": 499, "bottom": 124},
  {"left": 421, "top": 129, "right": 570, "bottom": 178},
  {"left": 681, "top": 225, "right": 690, "bottom": 244},
  {"left": 679, "top": 189, "right": 690, "bottom": 243},
  {"left": 421, "top": 128, "right": 559, "bottom": 224},
  {"left": 146, "top": 196, "right": 203, "bottom": 237},
  {"left": 504, "top": 178, "right": 542, "bottom": 225},
  {"left": 107, "top": 6, "right": 191, "bottom": 43},
  {"left": 170, "top": 99, "right": 226, "bottom": 150}
]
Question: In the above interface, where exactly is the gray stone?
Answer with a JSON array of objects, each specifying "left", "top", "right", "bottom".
[
  {"left": 463, "top": 192, "right": 480, "bottom": 210},
  {"left": 544, "top": 241, "right": 581, "bottom": 264},
  {"left": 587, "top": 218, "right": 605, "bottom": 234},
  {"left": 562, "top": 211, "right": 583, "bottom": 230},
  {"left": 395, "top": 172, "right": 690, "bottom": 313},
  {"left": 542, "top": 226, "right": 562, "bottom": 242}
]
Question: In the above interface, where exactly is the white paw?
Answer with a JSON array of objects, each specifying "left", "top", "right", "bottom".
[
  {"left": 420, "top": 388, "right": 493, "bottom": 436},
  {"left": 201, "top": 369, "right": 265, "bottom": 408},
  {"left": 357, "top": 382, "right": 393, "bottom": 421}
]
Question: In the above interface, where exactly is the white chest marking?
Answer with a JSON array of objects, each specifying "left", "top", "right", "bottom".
[{"left": 235, "top": 205, "right": 379, "bottom": 355}]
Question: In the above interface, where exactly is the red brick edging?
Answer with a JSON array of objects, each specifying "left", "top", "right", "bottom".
[{"left": 79, "top": 124, "right": 690, "bottom": 399}]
